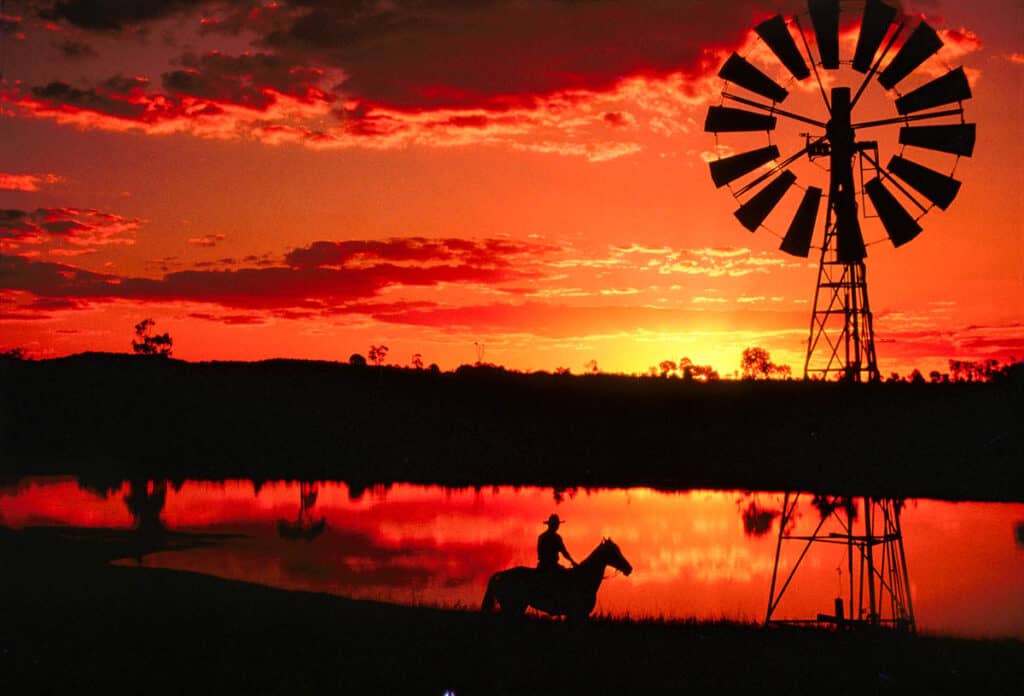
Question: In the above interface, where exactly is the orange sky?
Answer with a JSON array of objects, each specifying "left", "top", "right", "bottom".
[{"left": 1, "top": 1, "right": 1022, "bottom": 376}]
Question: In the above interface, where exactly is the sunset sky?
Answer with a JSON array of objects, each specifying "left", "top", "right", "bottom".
[{"left": 1, "top": 0, "right": 1021, "bottom": 376}]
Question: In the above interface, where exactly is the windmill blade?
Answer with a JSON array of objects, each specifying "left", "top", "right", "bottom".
[
  {"left": 704, "top": 106, "right": 778, "bottom": 133},
  {"left": 755, "top": 15, "right": 811, "bottom": 80},
  {"left": 709, "top": 145, "right": 780, "bottom": 188},
  {"left": 808, "top": 0, "right": 840, "bottom": 69},
  {"left": 735, "top": 170, "right": 797, "bottom": 231},
  {"left": 887, "top": 155, "right": 962, "bottom": 210},
  {"left": 780, "top": 186, "right": 822, "bottom": 257},
  {"left": 878, "top": 21, "right": 943, "bottom": 90},
  {"left": 865, "top": 177, "right": 923, "bottom": 247},
  {"left": 853, "top": 0, "right": 898, "bottom": 73},
  {"left": 899, "top": 123, "right": 976, "bottom": 156},
  {"left": 719, "top": 53, "right": 790, "bottom": 103},
  {"left": 896, "top": 67, "right": 972, "bottom": 115}
]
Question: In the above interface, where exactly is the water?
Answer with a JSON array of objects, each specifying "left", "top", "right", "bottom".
[{"left": 2, "top": 478, "right": 1022, "bottom": 638}]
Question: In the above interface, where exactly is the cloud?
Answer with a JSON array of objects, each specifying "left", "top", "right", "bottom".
[
  {"left": 7, "top": 59, "right": 336, "bottom": 139},
  {"left": 14, "top": 1, "right": 785, "bottom": 160},
  {"left": 0, "top": 207, "right": 140, "bottom": 254},
  {"left": 188, "top": 233, "right": 226, "bottom": 248},
  {"left": 39, "top": 0, "right": 210, "bottom": 31},
  {"left": 0, "top": 173, "right": 63, "bottom": 192},
  {"left": 161, "top": 50, "right": 333, "bottom": 109},
  {"left": 284, "top": 237, "right": 558, "bottom": 269},
  {"left": 0, "top": 236, "right": 558, "bottom": 312},
  {"left": 54, "top": 38, "right": 98, "bottom": 59}
]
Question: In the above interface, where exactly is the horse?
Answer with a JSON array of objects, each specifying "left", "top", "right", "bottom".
[{"left": 481, "top": 538, "right": 632, "bottom": 621}]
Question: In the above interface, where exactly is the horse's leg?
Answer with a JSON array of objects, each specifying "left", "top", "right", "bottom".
[{"left": 481, "top": 577, "right": 498, "bottom": 613}]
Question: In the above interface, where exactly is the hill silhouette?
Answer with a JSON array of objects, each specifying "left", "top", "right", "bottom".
[{"left": 1, "top": 353, "right": 1020, "bottom": 501}]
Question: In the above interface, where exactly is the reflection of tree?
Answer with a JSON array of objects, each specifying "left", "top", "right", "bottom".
[
  {"left": 277, "top": 482, "right": 327, "bottom": 541},
  {"left": 741, "top": 500, "right": 778, "bottom": 537},
  {"left": 811, "top": 495, "right": 857, "bottom": 522},
  {"left": 552, "top": 487, "right": 578, "bottom": 504},
  {"left": 124, "top": 479, "right": 167, "bottom": 534}
]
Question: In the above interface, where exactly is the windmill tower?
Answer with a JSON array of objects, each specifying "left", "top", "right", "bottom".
[{"left": 704, "top": 0, "right": 975, "bottom": 630}]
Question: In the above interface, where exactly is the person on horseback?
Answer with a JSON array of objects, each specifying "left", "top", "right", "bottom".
[{"left": 537, "top": 514, "right": 577, "bottom": 572}]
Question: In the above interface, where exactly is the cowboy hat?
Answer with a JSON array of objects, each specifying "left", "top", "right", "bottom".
[{"left": 542, "top": 514, "right": 564, "bottom": 526}]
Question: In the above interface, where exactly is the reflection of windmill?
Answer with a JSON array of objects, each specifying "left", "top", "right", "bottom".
[
  {"left": 705, "top": 0, "right": 973, "bottom": 382},
  {"left": 766, "top": 494, "right": 913, "bottom": 631},
  {"left": 702, "top": 0, "right": 975, "bottom": 631},
  {"left": 277, "top": 481, "right": 327, "bottom": 541}
]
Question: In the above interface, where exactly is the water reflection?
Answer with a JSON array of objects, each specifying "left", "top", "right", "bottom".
[
  {"left": 1, "top": 478, "right": 1022, "bottom": 638},
  {"left": 277, "top": 482, "right": 326, "bottom": 541}
]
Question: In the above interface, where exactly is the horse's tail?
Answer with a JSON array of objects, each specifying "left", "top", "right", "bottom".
[{"left": 481, "top": 574, "right": 499, "bottom": 613}]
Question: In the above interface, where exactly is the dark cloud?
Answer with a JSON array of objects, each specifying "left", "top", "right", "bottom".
[
  {"left": 0, "top": 236, "right": 551, "bottom": 311},
  {"left": 188, "top": 312, "right": 266, "bottom": 325},
  {"left": 284, "top": 237, "right": 554, "bottom": 268},
  {"left": 37, "top": 1, "right": 791, "bottom": 112},
  {"left": 161, "top": 51, "right": 332, "bottom": 108},
  {"left": 259, "top": 0, "right": 780, "bottom": 110},
  {"left": 29, "top": 79, "right": 153, "bottom": 121},
  {"left": 40, "top": 0, "right": 210, "bottom": 31},
  {"left": 0, "top": 207, "right": 139, "bottom": 251},
  {"left": 188, "top": 233, "right": 226, "bottom": 247},
  {"left": 54, "top": 38, "right": 99, "bottom": 59}
]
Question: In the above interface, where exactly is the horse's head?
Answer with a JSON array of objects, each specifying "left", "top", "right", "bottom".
[{"left": 600, "top": 537, "right": 633, "bottom": 576}]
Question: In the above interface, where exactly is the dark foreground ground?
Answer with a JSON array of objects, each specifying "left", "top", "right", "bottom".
[
  {"left": 2, "top": 354, "right": 1023, "bottom": 501},
  {"left": 2, "top": 527, "right": 1022, "bottom": 695}
]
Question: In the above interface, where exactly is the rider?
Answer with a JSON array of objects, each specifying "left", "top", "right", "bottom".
[{"left": 537, "top": 514, "right": 577, "bottom": 572}]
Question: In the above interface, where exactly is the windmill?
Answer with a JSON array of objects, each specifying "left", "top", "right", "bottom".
[
  {"left": 705, "top": 0, "right": 973, "bottom": 382},
  {"left": 704, "top": 0, "right": 975, "bottom": 630}
]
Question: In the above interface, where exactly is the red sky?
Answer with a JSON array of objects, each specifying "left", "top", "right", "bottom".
[{"left": 1, "top": 0, "right": 1021, "bottom": 376}]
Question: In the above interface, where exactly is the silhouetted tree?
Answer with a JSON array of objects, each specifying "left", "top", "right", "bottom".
[
  {"left": 659, "top": 360, "right": 677, "bottom": 378},
  {"left": 678, "top": 357, "right": 694, "bottom": 380},
  {"left": 411, "top": 353, "right": 424, "bottom": 370},
  {"left": 131, "top": 319, "right": 173, "bottom": 357},
  {"left": 584, "top": 359, "right": 599, "bottom": 374},
  {"left": 929, "top": 370, "right": 943, "bottom": 384},
  {"left": 555, "top": 366, "right": 571, "bottom": 375},
  {"left": 741, "top": 347, "right": 790, "bottom": 380},
  {"left": 0, "top": 347, "right": 28, "bottom": 360},
  {"left": 368, "top": 344, "right": 389, "bottom": 367},
  {"left": 741, "top": 500, "right": 779, "bottom": 537},
  {"left": 741, "top": 347, "right": 771, "bottom": 379},
  {"left": 349, "top": 353, "right": 367, "bottom": 367},
  {"left": 692, "top": 364, "right": 720, "bottom": 381},
  {"left": 908, "top": 369, "right": 925, "bottom": 384}
]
